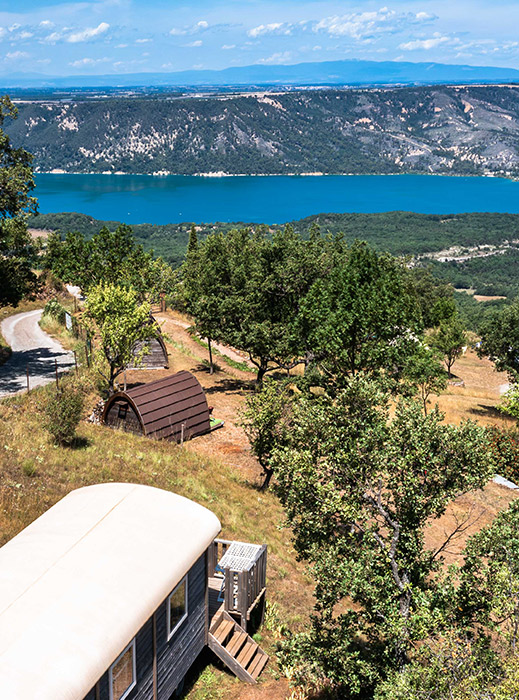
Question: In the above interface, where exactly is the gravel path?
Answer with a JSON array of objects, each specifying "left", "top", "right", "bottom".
[{"left": 0, "top": 309, "right": 75, "bottom": 399}]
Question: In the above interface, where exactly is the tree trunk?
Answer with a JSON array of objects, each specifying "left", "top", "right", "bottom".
[
  {"left": 256, "top": 363, "right": 268, "bottom": 385},
  {"left": 260, "top": 466, "right": 274, "bottom": 490},
  {"left": 208, "top": 338, "right": 214, "bottom": 375}
]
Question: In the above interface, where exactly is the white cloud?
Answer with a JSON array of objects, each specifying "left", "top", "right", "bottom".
[
  {"left": 256, "top": 51, "right": 293, "bottom": 65},
  {"left": 116, "top": 43, "right": 128, "bottom": 48},
  {"left": 313, "top": 8, "right": 436, "bottom": 40},
  {"left": 14, "top": 31, "right": 34, "bottom": 40},
  {"left": 399, "top": 33, "right": 452, "bottom": 51},
  {"left": 69, "top": 56, "right": 110, "bottom": 67},
  {"left": 8, "top": 24, "right": 21, "bottom": 32},
  {"left": 135, "top": 38, "right": 151, "bottom": 43},
  {"left": 39, "top": 20, "right": 54, "bottom": 28},
  {"left": 222, "top": 44, "right": 235, "bottom": 50},
  {"left": 185, "top": 40, "right": 203, "bottom": 47},
  {"left": 248, "top": 22, "right": 291, "bottom": 38},
  {"left": 5, "top": 51, "right": 29, "bottom": 60},
  {"left": 67, "top": 22, "right": 110, "bottom": 43},
  {"left": 170, "top": 20, "right": 211, "bottom": 36},
  {"left": 44, "top": 31, "right": 63, "bottom": 43}
]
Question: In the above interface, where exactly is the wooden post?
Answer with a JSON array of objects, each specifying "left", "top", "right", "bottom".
[
  {"left": 55, "top": 359, "right": 59, "bottom": 390},
  {"left": 74, "top": 351, "right": 78, "bottom": 375},
  {"left": 180, "top": 422, "right": 185, "bottom": 447},
  {"left": 123, "top": 371, "right": 127, "bottom": 392},
  {"left": 26, "top": 365, "right": 30, "bottom": 394}
]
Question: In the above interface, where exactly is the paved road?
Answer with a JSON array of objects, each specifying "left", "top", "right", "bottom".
[{"left": 0, "top": 309, "right": 75, "bottom": 399}]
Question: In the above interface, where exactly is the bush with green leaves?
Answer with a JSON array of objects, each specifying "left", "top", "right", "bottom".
[
  {"left": 43, "top": 298, "right": 67, "bottom": 324},
  {"left": 43, "top": 382, "right": 84, "bottom": 446}
]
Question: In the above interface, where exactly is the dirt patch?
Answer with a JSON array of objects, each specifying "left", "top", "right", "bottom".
[
  {"left": 28, "top": 228, "right": 53, "bottom": 240},
  {"left": 473, "top": 294, "right": 507, "bottom": 302}
]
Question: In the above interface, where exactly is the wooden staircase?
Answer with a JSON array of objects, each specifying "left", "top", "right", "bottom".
[{"left": 208, "top": 611, "right": 268, "bottom": 683}]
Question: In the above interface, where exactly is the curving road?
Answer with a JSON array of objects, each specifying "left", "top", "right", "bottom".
[{"left": 0, "top": 309, "right": 75, "bottom": 399}]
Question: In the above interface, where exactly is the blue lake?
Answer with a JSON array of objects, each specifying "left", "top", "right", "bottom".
[{"left": 34, "top": 173, "right": 519, "bottom": 224}]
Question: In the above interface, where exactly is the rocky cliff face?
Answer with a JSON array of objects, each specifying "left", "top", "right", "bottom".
[{"left": 7, "top": 85, "right": 519, "bottom": 175}]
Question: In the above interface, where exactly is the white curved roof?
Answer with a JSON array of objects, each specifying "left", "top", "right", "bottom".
[{"left": 0, "top": 483, "right": 221, "bottom": 700}]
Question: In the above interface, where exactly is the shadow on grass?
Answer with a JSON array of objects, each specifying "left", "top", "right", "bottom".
[
  {"left": 205, "top": 378, "right": 254, "bottom": 396},
  {"left": 469, "top": 403, "right": 505, "bottom": 419},
  {"left": 63, "top": 435, "right": 91, "bottom": 450}
]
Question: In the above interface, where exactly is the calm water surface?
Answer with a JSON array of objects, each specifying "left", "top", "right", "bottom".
[{"left": 34, "top": 173, "right": 519, "bottom": 224}]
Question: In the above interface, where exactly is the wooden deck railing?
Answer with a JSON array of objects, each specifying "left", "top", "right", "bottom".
[{"left": 209, "top": 539, "right": 267, "bottom": 629}]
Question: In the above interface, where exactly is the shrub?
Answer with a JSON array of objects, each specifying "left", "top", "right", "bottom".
[
  {"left": 43, "top": 299, "right": 67, "bottom": 324},
  {"left": 487, "top": 425, "right": 519, "bottom": 483},
  {"left": 43, "top": 383, "right": 84, "bottom": 446}
]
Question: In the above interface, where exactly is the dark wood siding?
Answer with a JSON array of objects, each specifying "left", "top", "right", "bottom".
[
  {"left": 102, "top": 371, "right": 211, "bottom": 443},
  {"left": 105, "top": 401, "right": 143, "bottom": 435},
  {"left": 83, "top": 551, "right": 207, "bottom": 700},
  {"left": 130, "top": 337, "right": 169, "bottom": 370},
  {"left": 156, "top": 552, "right": 207, "bottom": 700}
]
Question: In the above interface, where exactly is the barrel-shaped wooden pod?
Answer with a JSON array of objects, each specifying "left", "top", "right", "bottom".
[
  {"left": 102, "top": 370, "right": 211, "bottom": 442},
  {"left": 128, "top": 317, "right": 169, "bottom": 370}
]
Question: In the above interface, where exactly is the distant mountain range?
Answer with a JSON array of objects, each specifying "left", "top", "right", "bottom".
[
  {"left": 2, "top": 59, "right": 519, "bottom": 89},
  {"left": 7, "top": 85, "right": 519, "bottom": 176}
]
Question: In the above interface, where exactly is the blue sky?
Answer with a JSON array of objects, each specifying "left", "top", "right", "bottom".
[{"left": 1, "top": 0, "right": 519, "bottom": 76}]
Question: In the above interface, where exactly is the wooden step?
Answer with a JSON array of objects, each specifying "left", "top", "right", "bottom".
[
  {"left": 248, "top": 651, "right": 269, "bottom": 680},
  {"left": 208, "top": 611, "right": 268, "bottom": 684},
  {"left": 213, "top": 619, "right": 234, "bottom": 644}
]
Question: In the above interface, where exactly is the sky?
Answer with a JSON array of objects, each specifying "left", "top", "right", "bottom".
[{"left": 1, "top": 0, "right": 519, "bottom": 76}]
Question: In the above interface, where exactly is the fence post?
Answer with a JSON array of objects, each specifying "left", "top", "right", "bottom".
[
  {"left": 74, "top": 351, "right": 78, "bottom": 376},
  {"left": 55, "top": 359, "right": 59, "bottom": 390},
  {"left": 26, "top": 365, "right": 30, "bottom": 393}
]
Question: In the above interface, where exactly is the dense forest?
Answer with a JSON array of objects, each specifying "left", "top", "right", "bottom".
[
  {"left": 30, "top": 210, "right": 519, "bottom": 298},
  {"left": 7, "top": 85, "right": 519, "bottom": 175}
]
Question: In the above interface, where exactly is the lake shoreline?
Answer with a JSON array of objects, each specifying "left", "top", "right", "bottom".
[{"left": 37, "top": 169, "right": 518, "bottom": 181}]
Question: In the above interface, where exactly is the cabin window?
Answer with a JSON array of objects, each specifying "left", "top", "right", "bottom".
[
  {"left": 109, "top": 639, "right": 136, "bottom": 700},
  {"left": 167, "top": 576, "right": 188, "bottom": 639},
  {"left": 118, "top": 405, "right": 128, "bottom": 419}
]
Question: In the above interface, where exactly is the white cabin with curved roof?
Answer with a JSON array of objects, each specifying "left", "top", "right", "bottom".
[{"left": 0, "top": 483, "right": 268, "bottom": 700}]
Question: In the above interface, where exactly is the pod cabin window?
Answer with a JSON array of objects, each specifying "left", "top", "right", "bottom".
[
  {"left": 167, "top": 576, "right": 188, "bottom": 639},
  {"left": 109, "top": 639, "right": 136, "bottom": 700}
]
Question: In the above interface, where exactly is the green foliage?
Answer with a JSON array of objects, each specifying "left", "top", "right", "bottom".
[
  {"left": 302, "top": 240, "right": 422, "bottom": 382},
  {"left": 45, "top": 223, "right": 176, "bottom": 299},
  {"left": 86, "top": 283, "right": 153, "bottom": 393},
  {"left": 269, "top": 377, "right": 495, "bottom": 697},
  {"left": 0, "top": 95, "right": 38, "bottom": 306},
  {"left": 43, "top": 382, "right": 84, "bottom": 446},
  {"left": 430, "top": 314, "right": 467, "bottom": 378},
  {"left": 479, "top": 300, "right": 519, "bottom": 381},
  {"left": 240, "top": 378, "right": 293, "bottom": 489},
  {"left": 374, "top": 633, "right": 501, "bottom": 700},
  {"left": 43, "top": 299, "right": 67, "bottom": 324},
  {"left": 458, "top": 500, "right": 519, "bottom": 648},
  {"left": 498, "top": 384, "right": 519, "bottom": 421},
  {"left": 486, "top": 426, "right": 519, "bottom": 483},
  {"left": 401, "top": 344, "right": 448, "bottom": 415}
]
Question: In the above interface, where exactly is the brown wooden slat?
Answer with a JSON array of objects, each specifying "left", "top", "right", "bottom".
[
  {"left": 248, "top": 652, "right": 269, "bottom": 679},
  {"left": 214, "top": 620, "right": 234, "bottom": 644},
  {"left": 236, "top": 641, "right": 257, "bottom": 668},
  {"left": 226, "top": 630, "right": 247, "bottom": 658}
]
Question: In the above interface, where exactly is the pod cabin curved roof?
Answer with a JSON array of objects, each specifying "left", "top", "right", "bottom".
[
  {"left": 0, "top": 483, "right": 221, "bottom": 700},
  {"left": 103, "top": 370, "right": 211, "bottom": 441}
]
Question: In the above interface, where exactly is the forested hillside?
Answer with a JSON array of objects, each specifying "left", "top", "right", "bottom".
[
  {"left": 30, "top": 211, "right": 519, "bottom": 298},
  {"left": 8, "top": 85, "right": 519, "bottom": 175}
]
